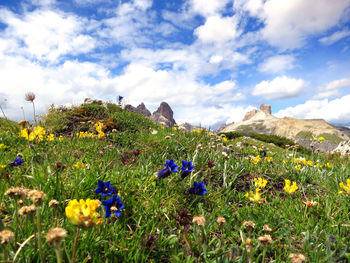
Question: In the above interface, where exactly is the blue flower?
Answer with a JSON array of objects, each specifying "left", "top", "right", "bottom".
[
  {"left": 102, "top": 195, "right": 124, "bottom": 218},
  {"left": 157, "top": 159, "right": 178, "bottom": 178},
  {"left": 188, "top": 181, "right": 208, "bottom": 196},
  {"left": 9, "top": 157, "right": 24, "bottom": 167},
  {"left": 260, "top": 150, "right": 267, "bottom": 157},
  {"left": 180, "top": 160, "right": 195, "bottom": 179},
  {"left": 94, "top": 180, "right": 115, "bottom": 197}
]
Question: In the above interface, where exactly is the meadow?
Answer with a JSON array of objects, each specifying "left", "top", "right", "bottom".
[{"left": 0, "top": 102, "right": 349, "bottom": 262}]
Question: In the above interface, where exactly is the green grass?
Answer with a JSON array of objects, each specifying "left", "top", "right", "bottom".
[
  {"left": 0, "top": 104, "right": 350, "bottom": 262},
  {"left": 296, "top": 131, "right": 314, "bottom": 140}
]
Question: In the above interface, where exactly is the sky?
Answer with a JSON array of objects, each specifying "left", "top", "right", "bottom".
[{"left": 0, "top": 0, "right": 350, "bottom": 128}]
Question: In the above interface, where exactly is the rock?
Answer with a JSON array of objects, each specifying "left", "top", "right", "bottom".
[
  {"left": 150, "top": 113, "right": 174, "bottom": 127},
  {"left": 214, "top": 122, "right": 234, "bottom": 133},
  {"left": 125, "top": 102, "right": 151, "bottom": 117},
  {"left": 242, "top": 109, "right": 258, "bottom": 121},
  {"left": 84, "top": 98, "right": 108, "bottom": 108},
  {"left": 136, "top": 103, "right": 151, "bottom": 117},
  {"left": 331, "top": 140, "right": 350, "bottom": 156},
  {"left": 84, "top": 98, "right": 102, "bottom": 105},
  {"left": 151, "top": 102, "right": 176, "bottom": 127},
  {"left": 242, "top": 104, "right": 271, "bottom": 121},
  {"left": 260, "top": 104, "right": 271, "bottom": 115},
  {"left": 179, "top": 122, "right": 204, "bottom": 131},
  {"left": 125, "top": 104, "right": 137, "bottom": 113}
]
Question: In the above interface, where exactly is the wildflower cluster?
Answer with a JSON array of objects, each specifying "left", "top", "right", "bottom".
[
  {"left": 338, "top": 179, "right": 350, "bottom": 195},
  {"left": 76, "top": 121, "right": 105, "bottom": 139},
  {"left": 20, "top": 126, "right": 55, "bottom": 143},
  {"left": 284, "top": 179, "right": 298, "bottom": 194},
  {"left": 95, "top": 180, "right": 124, "bottom": 218},
  {"left": 245, "top": 177, "right": 267, "bottom": 204},
  {"left": 156, "top": 159, "right": 207, "bottom": 196}
]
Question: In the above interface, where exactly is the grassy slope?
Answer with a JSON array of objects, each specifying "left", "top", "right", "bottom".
[{"left": 0, "top": 104, "right": 349, "bottom": 262}]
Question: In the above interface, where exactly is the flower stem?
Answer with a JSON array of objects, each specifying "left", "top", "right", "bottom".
[
  {"left": 71, "top": 227, "right": 80, "bottom": 263},
  {"left": 54, "top": 246, "right": 63, "bottom": 263},
  {"left": 32, "top": 101, "right": 37, "bottom": 126},
  {"left": 36, "top": 208, "right": 44, "bottom": 262}
]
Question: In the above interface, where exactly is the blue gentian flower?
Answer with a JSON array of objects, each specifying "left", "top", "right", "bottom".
[
  {"left": 9, "top": 157, "right": 24, "bottom": 167},
  {"left": 260, "top": 150, "right": 267, "bottom": 157},
  {"left": 94, "top": 180, "right": 115, "bottom": 197},
  {"left": 157, "top": 159, "right": 178, "bottom": 178},
  {"left": 180, "top": 160, "right": 195, "bottom": 179},
  {"left": 188, "top": 181, "right": 208, "bottom": 196},
  {"left": 102, "top": 195, "right": 124, "bottom": 218}
]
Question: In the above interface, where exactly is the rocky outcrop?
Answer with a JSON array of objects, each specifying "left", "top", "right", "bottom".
[
  {"left": 331, "top": 140, "right": 350, "bottom": 156},
  {"left": 150, "top": 102, "right": 176, "bottom": 127},
  {"left": 260, "top": 104, "right": 271, "bottom": 115},
  {"left": 243, "top": 109, "right": 258, "bottom": 121},
  {"left": 243, "top": 104, "right": 271, "bottom": 121},
  {"left": 214, "top": 122, "right": 234, "bottom": 133},
  {"left": 136, "top": 103, "right": 151, "bottom": 117},
  {"left": 125, "top": 102, "right": 151, "bottom": 117}
]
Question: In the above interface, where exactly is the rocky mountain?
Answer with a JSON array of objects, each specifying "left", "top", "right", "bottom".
[
  {"left": 222, "top": 104, "right": 349, "bottom": 151},
  {"left": 125, "top": 102, "right": 151, "bottom": 117},
  {"left": 150, "top": 102, "right": 176, "bottom": 127}
]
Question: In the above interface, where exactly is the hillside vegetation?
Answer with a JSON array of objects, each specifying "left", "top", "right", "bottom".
[{"left": 0, "top": 103, "right": 349, "bottom": 262}]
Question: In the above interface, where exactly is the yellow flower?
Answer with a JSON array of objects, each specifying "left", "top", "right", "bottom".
[
  {"left": 295, "top": 164, "right": 302, "bottom": 172},
  {"left": 94, "top": 122, "right": 104, "bottom": 133},
  {"left": 264, "top": 157, "right": 273, "bottom": 163},
  {"left": 284, "top": 179, "right": 298, "bottom": 194},
  {"left": 325, "top": 162, "right": 332, "bottom": 168},
  {"left": 65, "top": 199, "right": 102, "bottom": 228},
  {"left": 250, "top": 155, "right": 260, "bottom": 164},
  {"left": 58, "top": 135, "right": 64, "bottom": 141},
  {"left": 0, "top": 144, "right": 8, "bottom": 150},
  {"left": 254, "top": 177, "right": 268, "bottom": 189},
  {"left": 19, "top": 128, "right": 29, "bottom": 140},
  {"left": 47, "top": 134, "right": 55, "bottom": 141},
  {"left": 73, "top": 161, "right": 86, "bottom": 169},
  {"left": 339, "top": 179, "right": 350, "bottom": 195},
  {"left": 0, "top": 164, "right": 7, "bottom": 169},
  {"left": 76, "top": 131, "right": 96, "bottom": 138},
  {"left": 245, "top": 188, "right": 266, "bottom": 204},
  {"left": 97, "top": 131, "right": 105, "bottom": 139},
  {"left": 222, "top": 137, "right": 228, "bottom": 143}
]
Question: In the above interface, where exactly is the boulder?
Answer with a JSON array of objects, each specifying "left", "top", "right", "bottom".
[{"left": 331, "top": 140, "right": 350, "bottom": 156}]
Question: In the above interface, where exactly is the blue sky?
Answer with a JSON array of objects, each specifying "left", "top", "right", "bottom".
[{"left": 0, "top": 0, "right": 350, "bottom": 127}]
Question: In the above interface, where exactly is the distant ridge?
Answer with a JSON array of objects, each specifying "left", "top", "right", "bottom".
[{"left": 222, "top": 104, "right": 349, "bottom": 152}]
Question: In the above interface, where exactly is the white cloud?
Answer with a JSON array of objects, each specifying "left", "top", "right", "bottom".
[
  {"left": 240, "top": 0, "right": 350, "bottom": 49},
  {"left": 253, "top": 76, "right": 307, "bottom": 100},
  {"left": 314, "top": 78, "right": 350, "bottom": 99},
  {"left": 258, "top": 54, "right": 295, "bottom": 74},
  {"left": 319, "top": 28, "right": 350, "bottom": 45},
  {"left": 194, "top": 16, "right": 239, "bottom": 43},
  {"left": 0, "top": 8, "right": 96, "bottom": 62},
  {"left": 275, "top": 95, "right": 350, "bottom": 124},
  {"left": 189, "top": 0, "right": 231, "bottom": 17},
  {"left": 176, "top": 104, "right": 255, "bottom": 127}
]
